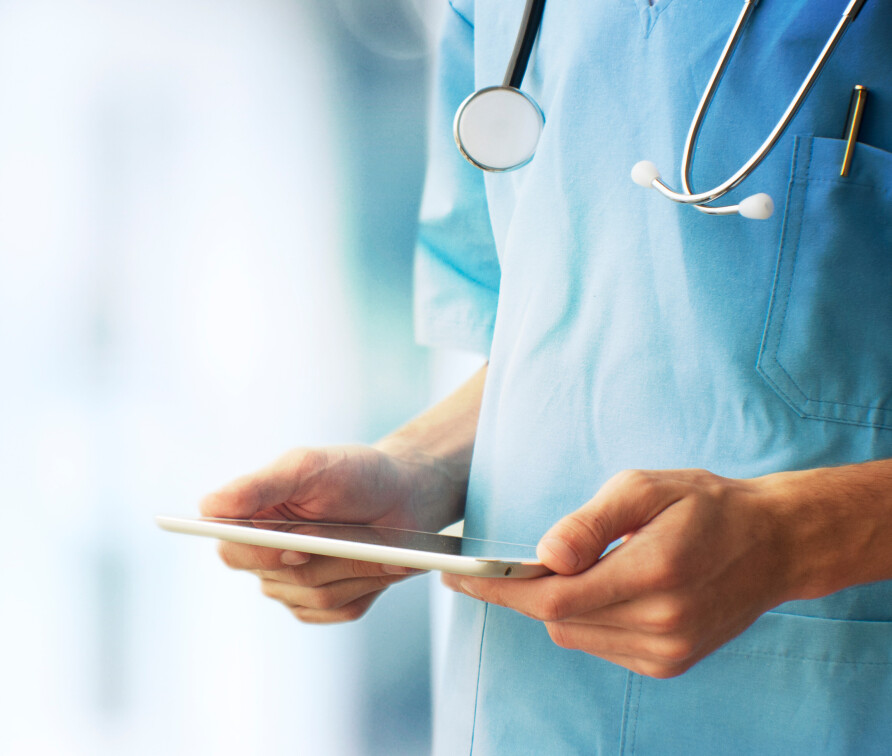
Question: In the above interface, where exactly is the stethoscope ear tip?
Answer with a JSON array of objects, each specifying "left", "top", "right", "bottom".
[
  {"left": 631, "top": 160, "right": 661, "bottom": 188},
  {"left": 737, "top": 192, "right": 774, "bottom": 220}
]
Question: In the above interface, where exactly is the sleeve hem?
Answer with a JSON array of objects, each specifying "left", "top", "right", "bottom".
[{"left": 415, "top": 314, "right": 494, "bottom": 357}]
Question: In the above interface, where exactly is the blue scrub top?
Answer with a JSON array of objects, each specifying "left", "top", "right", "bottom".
[{"left": 415, "top": 1, "right": 892, "bottom": 753}]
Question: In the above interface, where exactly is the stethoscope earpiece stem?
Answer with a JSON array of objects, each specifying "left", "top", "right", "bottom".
[
  {"left": 631, "top": 0, "right": 868, "bottom": 220},
  {"left": 454, "top": 0, "right": 868, "bottom": 218},
  {"left": 631, "top": 161, "right": 775, "bottom": 219}
]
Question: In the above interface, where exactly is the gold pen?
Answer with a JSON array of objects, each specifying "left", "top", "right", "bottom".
[{"left": 840, "top": 85, "right": 868, "bottom": 177}]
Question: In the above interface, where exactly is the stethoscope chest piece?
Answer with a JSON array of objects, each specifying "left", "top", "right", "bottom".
[{"left": 454, "top": 86, "right": 544, "bottom": 172}]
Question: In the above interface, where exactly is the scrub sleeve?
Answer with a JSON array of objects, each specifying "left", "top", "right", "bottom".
[
  {"left": 414, "top": 2, "right": 500, "bottom": 358},
  {"left": 415, "top": 1, "right": 892, "bottom": 754}
]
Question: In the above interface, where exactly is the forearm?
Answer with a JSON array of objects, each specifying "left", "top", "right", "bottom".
[
  {"left": 374, "top": 364, "right": 487, "bottom": 530},
  {"left": 763, "top": 458, "right": 892, "bottom": 601}
]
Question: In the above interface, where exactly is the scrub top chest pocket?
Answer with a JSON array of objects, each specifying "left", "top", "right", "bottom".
[{"left": 758, "top": 134, "right": 892, "bottom": 430}]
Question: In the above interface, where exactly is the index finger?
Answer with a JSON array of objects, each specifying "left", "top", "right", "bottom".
[
  {"left": 442, "top": 546, "right": 647, "bottom": 622},
  {"left": 218, "top": 540, "right": 307, "bottom": 572}
]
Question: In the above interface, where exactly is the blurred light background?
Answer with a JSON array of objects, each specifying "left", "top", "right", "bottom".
[{"left": 0, "top": 1, "right": 481, "bottom": 753}]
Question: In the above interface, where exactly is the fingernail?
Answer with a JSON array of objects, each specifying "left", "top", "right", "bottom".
[
  {"left": 459, "top": 580, "right": 481, "bottom": 599},
  {"left": 538, "top": 536, "right": 579, "bottom": 570},
  {"left": 281, "top": 551, "right": 309, "bottom": 565},
  {"left": 382, "top": 565, "right": 425, "bottom": 575}
]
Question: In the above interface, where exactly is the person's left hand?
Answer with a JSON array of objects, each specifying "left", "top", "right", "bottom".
[{"left": 442, "top": 468, "right": 804, "bottom": 679}]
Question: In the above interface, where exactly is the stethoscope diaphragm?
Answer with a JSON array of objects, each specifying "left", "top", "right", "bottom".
[{"left": 454, "top": 86, "right": 544, "bottom": 172}]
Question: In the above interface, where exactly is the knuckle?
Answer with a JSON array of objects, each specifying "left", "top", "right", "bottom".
[
  {"left": 286, "top": 446, "right": 329, "bottom": 480},
  {"left": 259, "top": 549, "right": 287, "bottom": 571},
  {"left": 350, "top": 559, "right": 383, "bottom": 579},
  {"left": 631, "top": 471, "right": 660, "bottom": 501},
  {"left": 654, "top": 635, "right": 697, "bottom": 666},
  {"left": 339, "top": 602, "right": 368, "bottom": 622},
  {"left": 287, "top": 568, "right": 317, "bottom": 588},
  {"left": 256, "top": 550, "right": 285, "bottom": 572},
  {"left": 217, "top": 542, "right": 240, "bottom": 569},
  {"left": 610, "top": 468, "right": 638, "bottom": 488},
  {"left": 640, "top": 661, "right": 686, "bottom": 680},
  {"left": 312, "top": 588, "right": 344, "bottom": 611},
  {"left": 614, "top": 468, "right": 651, "bottom": 493},
  {"left": 645, "top": 551, "right": 683, "bottom": 590},
  {"left": 645, "top": 598, "right": 687, "bottom": 634},
  {"left": 561, "top": 513, "right": 612, "bottom": 555},
  {"left": 374, "top": 575, "right": 400, "bottom": 592},
  {"left": 532, "top": 591, "right": 569, "bottom": 622},
  {"left": 199, "top": 491, "right": 225, "bottom": 517},
  {"left": 259, "top": 580, "right": 280, "bottom": 599},
  {"left": 290, "top": 606, "right": 309, "bottom": 623},
  {"left": 692, "top": 468, "right": 721, "bottom": 489},
  {"left": 545, "top": 622, "right": 575, "bottom": 650},
  {"left": 703, "top": 478, "right": 729, "bottom": 505}
]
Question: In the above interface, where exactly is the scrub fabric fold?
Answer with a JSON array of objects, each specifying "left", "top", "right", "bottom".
[{"left": 415, "top": 1, "right": 892, "bottom": 753}]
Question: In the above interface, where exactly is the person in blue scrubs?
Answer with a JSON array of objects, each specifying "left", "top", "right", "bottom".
[{"left": 203, "top": 0, "right": 892, "bottom": 752}]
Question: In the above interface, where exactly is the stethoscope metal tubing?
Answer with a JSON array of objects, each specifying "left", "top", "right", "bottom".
[
  {"left": 656, "top": 0, "right": 870, "bottom": 209},
  {"left": 680, "top": 0, "right": 758, "bottom": 214}
]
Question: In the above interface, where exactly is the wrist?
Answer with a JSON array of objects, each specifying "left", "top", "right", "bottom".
[
  {"left": 373, "top": 434, "right": 468, "bottom": 532},
  {"left": 371, "top": 364, "right": 485, "bottom": 533},
  {"left": 752, "top": 465, "right": 886, "bottom": 602}
]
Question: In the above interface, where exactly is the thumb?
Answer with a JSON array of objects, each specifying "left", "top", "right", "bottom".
[
  {"left": 536, "top": 470, "right": 680, "bottom": 575},
  {"left": 200, "top": 473, "right": 269, "bottom": 519},
  {"left": 200, "top": 448, "right": 320, "bottom": 519}
]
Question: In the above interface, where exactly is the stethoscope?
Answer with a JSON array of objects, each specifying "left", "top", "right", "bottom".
[{"left": 453, "top": 0, "right": 870, "bottom": 220}]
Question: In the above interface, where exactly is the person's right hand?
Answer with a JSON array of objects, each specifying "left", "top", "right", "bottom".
[{"left": 201, "top": 442, "right": 460, "bottom": 624}]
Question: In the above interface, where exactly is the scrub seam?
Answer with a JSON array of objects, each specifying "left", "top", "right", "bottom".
[
  {"left": 770, "top": 168, "right": 891, "bottom": 417},
  {"left": 423, "top": 315, "right": 495, "bottom": 330},
  {"left": 418, "top": 316, "right": 495, "bottom": 357},
  {"left": 618, "top": 670, "right": 640, "bottom": 755},
  {"left": 756, "top": 139, "right": 807, "bottom": 414},
  {"left": 770, "top": 362, "right": 892, "bottom": 417},
  {"left": 630, "top": 673, "right": 642, "bottom": 755},
  {"left": 800, "top": 177, "right": 888, "bottom": 190},
  {"left": 631, "top": 0, "right": 675, "bottom": 38},
  {"left": 447, "top": 1, "right": 474, "bottom": 30},
  {"left": 763, "top": 384, "right": 892, "bottom": 429},
  {"left": 718, "top": 649, "right": 892, "bottom": 667},
  {"left": 420, "top": 239, "right": 501, "bottom": 292},
  {"left": 758, "top": 133, "right": 802, "bottom": 370},
  {"left": 628, "top": 673, "right": 643, "bottom": 755},
  {"left": 467, "top": 602, "right": 489, "bottom": 755},
  {"left": 757, "top": 136, "right": 892, "bottom": 430},
  {"left": 769, "top": 137, "right": 812, "bottom": 380}
]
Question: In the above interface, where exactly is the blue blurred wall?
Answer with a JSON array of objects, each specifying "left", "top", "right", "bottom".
[{"left": 0, "top": 1, "right": 446, "bottom": 753}]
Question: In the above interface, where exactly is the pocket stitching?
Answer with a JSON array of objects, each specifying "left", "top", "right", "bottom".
[
  {"left": 717, "top": 648, "right": 892, "bottom": 667},
  {"left": 757, "top": 135, "right": 892, "bottom": 430},
  {"left": 757, "top": 137, "right": 811, "bottom": 413}
]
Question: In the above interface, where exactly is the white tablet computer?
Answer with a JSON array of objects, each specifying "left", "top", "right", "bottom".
[{"left": 156, "top": 516, "right": 549, "bottom": 578}]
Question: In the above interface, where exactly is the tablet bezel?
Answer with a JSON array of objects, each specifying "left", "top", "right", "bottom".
[{"left": 156, "top": 515, "right": 549, "bottom": 578}]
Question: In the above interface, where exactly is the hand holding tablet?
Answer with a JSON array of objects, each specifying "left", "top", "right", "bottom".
[
  {"left": 186, "top": 436, "right": 536, "bottom": 623},
  {"left": 157, "top": 515, "right": 548, "bottom": 578}
]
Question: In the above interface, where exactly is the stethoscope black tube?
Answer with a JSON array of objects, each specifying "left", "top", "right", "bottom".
[{"left": 503, "top": 0, "right": 547, "bottom": 89}]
